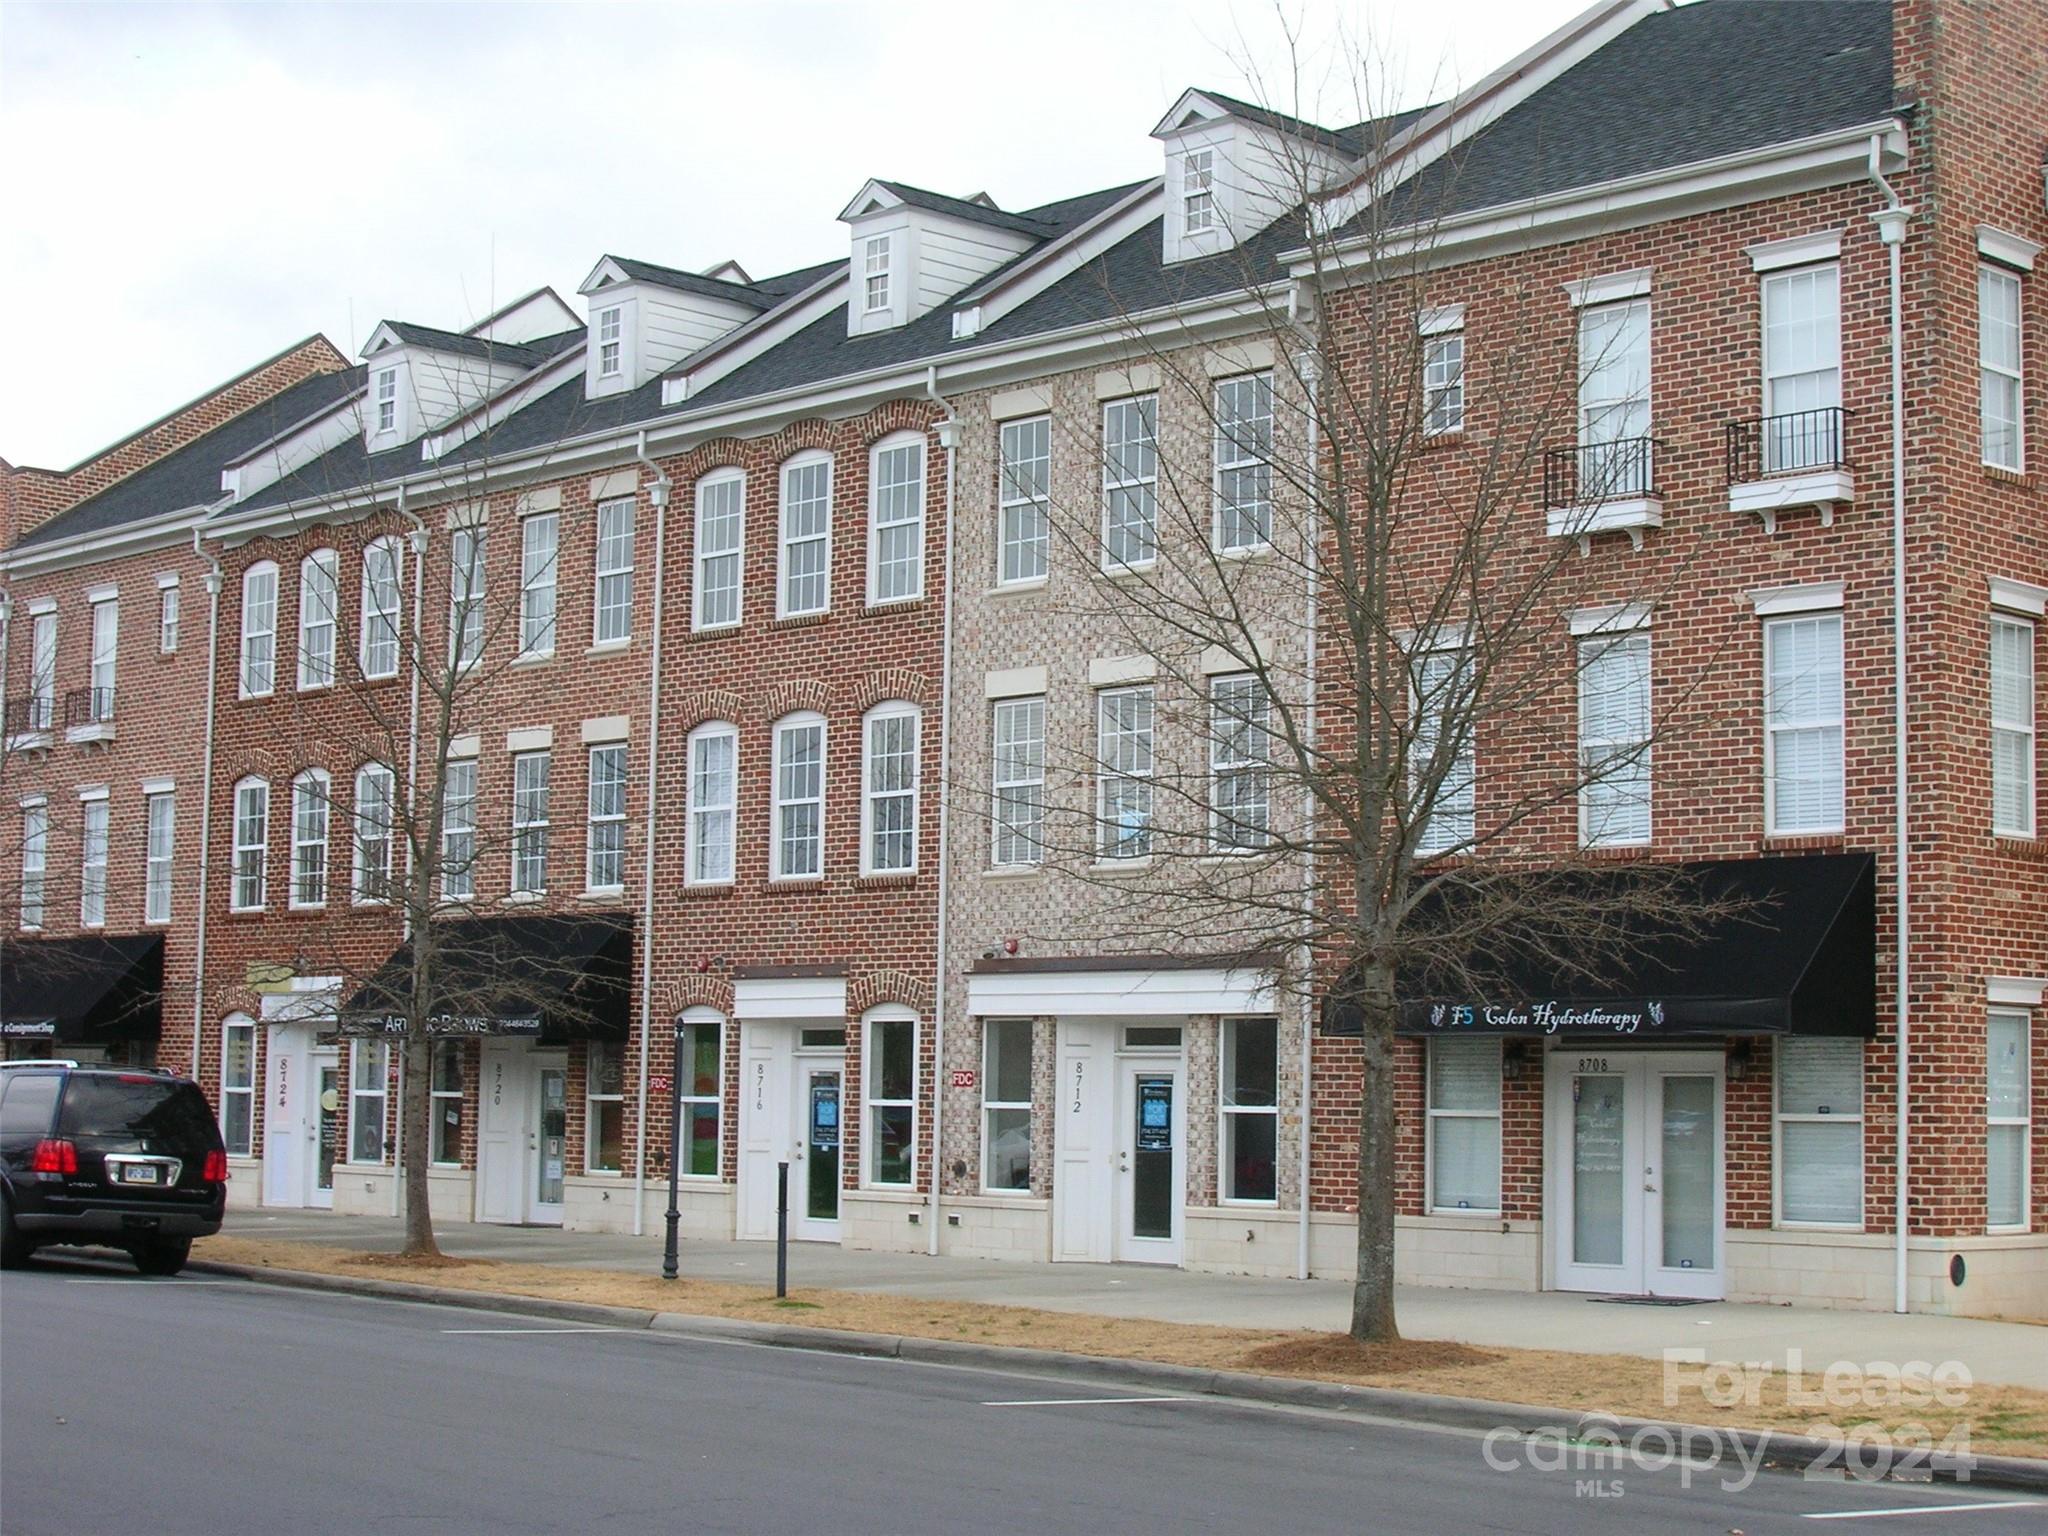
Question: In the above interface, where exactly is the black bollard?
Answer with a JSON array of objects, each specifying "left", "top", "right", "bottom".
[{"left": 775, "top": 1159, "right": 789, "bottom": 1299}]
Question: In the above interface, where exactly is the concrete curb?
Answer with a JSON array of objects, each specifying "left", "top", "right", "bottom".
[{"left": 191, "top": 1259, "right": 2048, "bottom": 1495}]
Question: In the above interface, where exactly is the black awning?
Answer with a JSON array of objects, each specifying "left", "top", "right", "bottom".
[
  {"left": 339, "top": 913, "right": 634, "bottom": 1042},
  {"left": 1320, "top": 854, "right": 1876, "bottom": 1041},
  {"left": 1, "top": 933, "right": 165, "bottom": 1044}
]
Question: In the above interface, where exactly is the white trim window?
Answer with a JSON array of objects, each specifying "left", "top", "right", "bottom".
[
  {"left": 1411, "top": 645, "right": 1476, "bottom": 858},
  {"left": 1577, "top": 298, "right": 1652, "bottom": 497},
  {"left": 352, "top": 763, "right": 395, "bottom": 903},
  {"left": 349, "top": 1040, "right": 389, "bottom": 1165},
  {"left": 991, "top": 696, "right": 1045, "bottom": 868},
  {"left": 1101, "top": 395, "right": 1158, "bottom": 569},
  {"left": 144, "top": 790, "right": 175, "bottom": 925},
  {"left": 1761, "top": 264, "right": 1842, "bottom": 470},
  {"left": 1182, "top": 147, "right": 1216, "bottom": 233},
  {"left": 19, "top": 801, "right": 47, "bottom": 930},
  {"left": 1210, "top": 673, "right": 1273, "bottom": 851},
  {"left": 982, "top": 1018, "right": 1032, "bottom": 1192},
  {"left": 1579, "top": 630, "right": 1652, "bottom": 847},
  {"left": 772, "top": 713, "right": 825, "bottom": 880},
  {"left": 597, "top": 306, "right": 622, "bottom": 378},
  {"left": 693, "top": 471, "right": 744, "bottom": 630},
  {"left": 220, "top": 1017, "right": 255, "bottom": 1157},
  {"left": 239, "top": 561, "right": 278, "bottom": 697},
  {"left": 1426, "top": 1037, "right": 1501, "bottom": 1214},
  {"left": 1980, "top": 264, "right": 2024, "bottom": 472},
  {"left": 1422, "top": 318, "right": 1466, "bottom": 437},
  {"left": 861, "top": 703, "right": 919, "bottom": 875},
  {"left": 440, "top": 758, "right": 477, "bottom": 902},
  {"left": 519, "top": 511, "right": 559, "bottom": 658},
  {"left": 231, "top": 776, "right": 269, "bottom": 911},
  {"left": 359, "top": 537, "right": 402, "bottom": 681},
  {"left": 28, "top": 610, "right": 56, "bottom": 730},
  {"left": 78, "top": 796, "right": 107, "bottom": 928},
  {"left": 1987, "top": 1010, "right": 2032, "bottom": 1231},
  {"left": 1764, "top": 612, "right": 1845, "bottom": 836},
  {"left": 585, "top": 1042, "right": 624, "bottom": 1173},
  {"left": 1991, "top": 614, "right": 2036, "bottom": 837},
  {"left": 158, "top": 577, "right": 180, "bottom": 654},
  {"left": 998, "top": 415, "right": 1051, "bottom": 586},
  {"left": 448, "top": 527, "right": 485, "bottom": 673},
  {"left": 298, "top": 548, "right": 338, "bottom": 689},
  {"left": 685, "top": 722, "right": 737, "bottom": 885},
  {"left": 1097, "top": 685, "right": 1154, "bottom": 860},
  {"left": 1213, "top": 371, "right": 1274, "bottom": 552},
  {"left": 375, "top": 368, "right": 397, "bottom": 434},
  {"left": 593, "top": 497, "right": 635, "bottom": 644},
  {"left": 430, "top": 1041, "right": 464, "bottom": 1165},
  {"left": 862, "top": 235, "right": 891, "bottom": 313},
  {"left": 864, "top": 1010, "right": 917, "bottom": 1187},
  {"left": 778, "top": 453, "right": 832, "bottom": 618},
  {"left": 1776, "top": 1038, "right": 1864, "bottom": 1227},
  {"left": 675, "top": 1011, "right": 724, "bottom": 1177},
  {"left": 511, "top": 749, "right": 551, "bottom": 895},
  {"left": 290, "top": 769, "right": 330, "bottom": 909},
  {"left": 88, "top": 597, "right": 117, "bottom": 718},
  {"left": 1220, "top": 1017, "right": 1279, "bottom": 1203},
  {"left": 585, "top": 743, "right": 627, "bottom": 892},
  {"left": 868, "top": 434, "right": 925, "bottom": 605}
]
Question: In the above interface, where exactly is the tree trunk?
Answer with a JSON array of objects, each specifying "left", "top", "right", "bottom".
[
  {"left": 400, "top": 1031, "right": 441, "bottom": 1258},
  {"left": 1349, "top": 963, "right": 1400, "bottom": 1342}
]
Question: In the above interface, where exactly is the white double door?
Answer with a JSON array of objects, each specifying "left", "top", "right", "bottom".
[
  {"left": 736, "top": 1024, "right": 843, "bottom": 1244},
  {"left": 1052, "top": 1021, "right": 1185, "bottom": 1266},
  {"left": 1546, "top": 1049, "right": 1724, "bottom": 1299},
  {"left": 476, "top": 1041, "right": 567, "bottom": 1226},
  {"left": 262, "top": 1025, "right": 338, "bottom": 1210}
]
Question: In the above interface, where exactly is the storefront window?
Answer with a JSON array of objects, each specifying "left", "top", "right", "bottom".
[
  {"left": 349, "top": 1041, "right": 388, "bottom": 1165},
  {"left": 982, "top": 1019, "right": 1032, "bottom": 1192},
  {"left": 430, "top": 1042, "right": 465, "bottom": 1166},
  {"left": 1776, "top": 1038, "right": 1863, "bottom": 1226},
  {"left": 220, "top": 1018, "right": 255, "bottom": 1157},
  {"left": 586, "top": 1043, "right": 624, "bottom": 1173},
  {"left": 865, "top": 1014, "right": 916, "bottom": 1187},
  {"left": 1428, "top": 1038, "right": 1501, "bottom": 1213},
  {"left": 1220, "top": 1018, "right": 1278, "bottom": 1202},
  {"left": 677, "top": 1018, "right": 723, "bottom": 1177},
  {"left": 1987, "top": 1011, "right": 2031, "bottom": 1231}
]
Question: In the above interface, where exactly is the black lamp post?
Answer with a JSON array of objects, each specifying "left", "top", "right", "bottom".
[{"left": 660, "top": 1017, "right": 684, "bottom": 1281}]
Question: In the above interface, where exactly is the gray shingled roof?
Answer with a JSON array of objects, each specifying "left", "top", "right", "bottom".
[
  {"left": 870, "top": 182, "right": 1060, "bottom": 239},
  {"left": 600, "top": 258, "right": 780, "bottom": 310},
  {"left": 376, "top": 321, "right": 552, "bottom": 369}
]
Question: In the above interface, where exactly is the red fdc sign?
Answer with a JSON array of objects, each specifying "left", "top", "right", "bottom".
[
  {"left": 949, "top": 1069, "right": 977, "bottom": 1089},
  {"left": 650, "top": 1075, "right": 672, "bottom": 1093}
]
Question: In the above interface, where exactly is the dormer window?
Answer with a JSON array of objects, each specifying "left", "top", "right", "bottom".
[
  {"left": 598, "top": 307, "right": 622, "bottom": 378},
  {"left": 375, "top": 369, "right": 397, "bottom": 433},
  {"left": 863, "top": 236, "right": 892, "bottom": 313},
  {"left": 1183, "top": 149, "right": 1216, "bottom": 234}
]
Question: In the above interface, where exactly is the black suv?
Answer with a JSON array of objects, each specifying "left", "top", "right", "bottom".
[{"left": 0, "top": 1061, "right": 227, "bottom": 1275}]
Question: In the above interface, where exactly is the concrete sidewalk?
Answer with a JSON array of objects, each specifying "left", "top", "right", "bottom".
[{"left": 225, "top": 1208, "right": 2048, "bottom": 1390}]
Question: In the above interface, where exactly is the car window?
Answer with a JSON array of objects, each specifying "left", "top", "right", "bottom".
[
  {"left": 0, "top": 1073, "right": 63, "bottom": 1137},
  {"left": 56, "top": 1077, "right": 218, "bottom": 1146}
]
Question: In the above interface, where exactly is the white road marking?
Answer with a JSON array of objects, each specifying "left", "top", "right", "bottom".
[
  {"left": 64, "top": 1277, "right": 231, "bottom": 1285},
  {"left": 1802, "top": 1501, "right": 2043, "bottom": 1521},
  {"left": 981, "top": 1395, "right": 1197, "bottom": 1407},
  {"left": 439, "top": 1326, "right": 624, "bottom": 1335}
]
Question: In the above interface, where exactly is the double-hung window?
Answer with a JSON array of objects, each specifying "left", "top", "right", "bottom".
[
  {"left": 586, "top": 743, "right": 627, "bottom": 892},
  {"left": 982, "top": 1019, "right": 1032, "bottom": 1192},
  {"left": 448, "top": 527, "right": 485, "bottom": 673},
  {"left": 1101, "top": 396, "right": 1158, "bottom": 569},
  {"left": 1761, "top": 264, "right": 1842, "bottom": 470},
  {"left": 998, "top": 416, "right": 1050, "bottom": 585},
  {"left": 1764, "top": 612, "right": 1845, "bottom": 836},
  {"left": 693, "top": 472, "right": 744, "bottom": 630},
  {"left": 1776, "top": 1038, "right": 1864, "bottom": 1226},
  {"left": 585, "top": 1043, "right": 624, "bottom": 1173},
  {"left": 1578, "top": 630, "right": 1652, "bottom": 847},
  {"left": 1220, "top": 1018, "right": 1279, "bottom": 1203},
  {"left": 686, "top": 723, "right": 737, "bottom": 885},
  {"left": 593, "top": 498, "right": 635, "bottom": 644},
  {"left": 1427, "top": 1038, "right": 1502, "bottom": 1213},
  {"left": 863, "top": 235, "right": 890, "bottom": 313},
  {"left": 991, "top": 696, "right": 1044, "bottom": 867},
  {"left": 298, "top": 549, "right": 338, "bottom": 689},
  {"left": 868, "top": 435, "right": 924, "bottom": 604},
  {"left": 440, "top": 758, "right": 477, "bottom": 901},
  {"left": 1213, "top": 372, "right": 1274, "bottom": 552},
  {"left": 778, "top": 454, "right": 832, "bottom": 617},
  {"left": 1992, "top": 614, "right": 2036, "bottom": 837},
  {"left": 19, "top": 801, "right": 47, "bottom": 930},
  {"left": 1987, "top": 1010, "right": 2031, "bottom": 1230},
  {"left": 1577, "top": 299, "right": 1652, "bottom": 498},
  {"left": 158, "top": 576, "right": 180, "bottom": 654},
  {"left": 291, "top": 770, "right": 330, "bottom": 908},
  {"left": 1981, "top": 264, "right": 2024, "bottom": 472},
  {"left": 87, "top": 598, "right": 117, "bottom": 720},
  {"left": 597, "top": 306, "right": 622, "bottom": 378},
  {"left": 1210, "top": 673, "right": 1273, "bottom": 851},
  {"left": 375, "top": 369, "right": 397, "bottom": 434},
  {"left": 360, "top": 538, "right": 402, "bottom": 680},
  {"left": 27, "top": 610, "right": 56, "bottom": 730},
  {"left": 675, "top": 1015, "right": 723, "bottom": 1176},
  {"left": 861, "top": 704, "right": 918, "bottom": 875},
  {"left": 430, "top": 1042, "right": 464, "bottom": 1165},
  {"left": 1411, "top": 645, "right": 1475, "bottom": 858},
  {"left": 352, "top": 763, "right": 394, "bottom": 903},
  {"left": 231, "top": 777, "right": 269, "bottom": 911},
  {"left": 1097, "top": 686, "right": 1154, "bottom": 859},
  {"left": 145, "top": 791, "right": 175, "bottom": 924},
  {"left": 864, "top": 1012, "right": 916, "bottom": 1187},
  {"left": 520, "top": 512, "right": 558, "bottom": 657},
  {"left": 512, "top": 750, "right": 550, "bottom": 895},
  {"left": 78, "top": 795, "right": 107, "bottom": 928},
  {"left": 349, "top": 1041, "right": 389, "bottom": 1164},
  {"left": 772, "top": 714, "right": 824, "bottom": 879},
  {"left": 1421, "top": 307, "right": 1465, "bottom": 436},
  {"left": 240, "top": 562, "right": 277, "bottom": 697},
  {"left": 1182, "top": 148, "right": 1215, "bottom": 233},
  {"left": 221, "top": 1018, "right": 255, "bottom": 1157}
]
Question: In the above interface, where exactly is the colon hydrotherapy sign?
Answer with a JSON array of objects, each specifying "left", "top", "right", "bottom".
[
  {"left": 338, "top": 1013, "right": 544, "bottom": 1037},
  {"left": 1416, "top": 999, "right": 1669, "bottom": 1035}
]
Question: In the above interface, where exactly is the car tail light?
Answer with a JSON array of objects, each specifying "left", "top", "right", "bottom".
[
  {"left": 30, "top": 1138, "right": 78, "bottom": 1175},
  {"left": 202, "top": 1149, "right": 228, "bottom": 1183}
]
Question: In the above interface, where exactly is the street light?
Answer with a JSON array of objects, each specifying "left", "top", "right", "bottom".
[{"left": 661, "top": 1016, "right": 684, "bottom": 1280}]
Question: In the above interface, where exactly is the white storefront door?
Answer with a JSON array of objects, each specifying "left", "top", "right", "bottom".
[
  {"left": 262, "top": 1024, "right": 313, "bottom": 1208},
  {"left": 1112, "top": 1057, "right": 1185, "bottom": 1266},
  {"left": 1052, "top": 1021, "right": 1113, "bottom": 1262},
  {"left": 1547, "top": 1049, "right": 1724, "bottom": 1299},
  {"left": 791, "top": 1059, "right": 842, "bottom": 1242},
  {"left": 309, "top": 1046, "right": 339, "bottom": 1209},
  {"left": 476, "top": 1042, "right": 565, "bottom": 1226}
]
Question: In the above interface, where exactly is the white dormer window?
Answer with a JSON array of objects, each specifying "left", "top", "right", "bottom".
[
  {"left": 598, "top": 307, "right": 622, "bottom": 378},
  {"left": 863, "top": 236, "right": 892, "bottom": 313},
  {"left": 1183, "top": 149, "right": 1216, "bottom": 234},
  {"left": 375, "top": 368, "right": 397, "bottom": 433}
]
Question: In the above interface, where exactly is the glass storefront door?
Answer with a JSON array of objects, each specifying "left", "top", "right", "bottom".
[
  {"left": 1114, "top": 1060, "right": 1183, "bottom": 1264},
  {"left": 794, "top": 1065, "right": 842, "bottom": 1240},
  {"left": 534, "top": 1061, "right": 567, "bottom": 1219},
  {"left": 313, "top": 1051, "right": 339, "bottom": 1207}
]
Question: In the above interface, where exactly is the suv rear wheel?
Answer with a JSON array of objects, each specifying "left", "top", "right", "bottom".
[
  {"left": 0, "top": 1188, "right": 34, "bottom": 1270},
  {"left": 131, "top": 1236, "right": 192, "bottom": 1277}
]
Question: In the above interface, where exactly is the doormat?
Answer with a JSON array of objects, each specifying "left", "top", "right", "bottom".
[{"left": 1588, "top": 1295, "right": 1712, "bottom": 1307}]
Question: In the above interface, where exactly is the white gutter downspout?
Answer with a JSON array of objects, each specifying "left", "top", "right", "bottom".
[
  {"left": 1294, "top": 323, "right": 1321, "bottom": 1284},
  {"left": 189, "top": 512, "right": 230, "bottom": 1080},
  {"left": 631, "top": 432, "right": 672, "bottom": 1239},
  {"left": 397, "top": 488, "right": 426, "bottom": 1220},
  {"left": 925, "top": 364, "right": 961, "bottom": 1257},
  {"left": 1868, "top": 136, "right": 1913, "bottom": 1316}
]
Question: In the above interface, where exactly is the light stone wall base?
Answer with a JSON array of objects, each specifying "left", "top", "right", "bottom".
[
  {"left": 225, "top": 1159, "right": 262, "bottom": 1209},
  {"left": 935, "top": 1194, "right": 1052, "bottom": 1262},
  {"left": 331, "top": 1167, "right": 397, "bottom": 1217},
  {"left": 1183, "top": 1207, "right": 1307, "bottom": 1277},
  {"left": 840, "top": 1189, "right": 930, "bottom": 1254}
]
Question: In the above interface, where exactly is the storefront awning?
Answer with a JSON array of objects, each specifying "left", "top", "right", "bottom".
[
  {"left": 338, "top": 913, "right": 633, "bottom": 1042},
  {"left": 1, "top": 933, "right": 164, "bottom": 1045},
  {"left": 1321, "top": 854, "right": 1877, "bottom": 1040}
]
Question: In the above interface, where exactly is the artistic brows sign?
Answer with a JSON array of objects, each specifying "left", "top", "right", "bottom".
[{"left": 337, "top": 1013, "right": 543, "bottom": 1038}]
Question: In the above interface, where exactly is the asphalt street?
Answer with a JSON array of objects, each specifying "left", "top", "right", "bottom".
[{"left": 1, "top": 1256, "right": 2041, "bottom": 1535}]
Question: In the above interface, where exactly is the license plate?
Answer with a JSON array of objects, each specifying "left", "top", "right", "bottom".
[{"left": 121, "top": 1165, "right": 160, "bottom": 1185}]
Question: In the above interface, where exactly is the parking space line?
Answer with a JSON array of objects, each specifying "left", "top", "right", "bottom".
[
  {"left": 981, "top": 1395, "right": 1197, "bottom": 1407},
  {"left": 1802, "top": 1501, "right": 2043, "bottom": 1521}
]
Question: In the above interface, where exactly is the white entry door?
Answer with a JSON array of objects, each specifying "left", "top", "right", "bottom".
[
  {"left": 791, "top": 1059, "right": 842, "bottom": 1242},
  {"left": 262, "top": 1024, "right": 313, "bottom": 1208},
  {"left": 309, "top": 1047, "right": 339, "bottom": 1209},
  {"left": 1548, "top": 1050, "right": 1724, "bottom": 1299},
  {"left": 1051, "top": 1021, "right": 1113, "bottom": 1263},
  {"left": 531, "top": 1052, "right": 567, "bottom": 1226},
  {"left": 1113, "top": 1058, "right": 1184, "bottom": 1265},
  {"left": 477, "top": 1043, "right": 567, "bottom": 1226}
]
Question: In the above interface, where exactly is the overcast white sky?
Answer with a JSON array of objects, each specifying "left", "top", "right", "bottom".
[{"left": 1, "top": 0, "right": 1585, "bottom": 469}]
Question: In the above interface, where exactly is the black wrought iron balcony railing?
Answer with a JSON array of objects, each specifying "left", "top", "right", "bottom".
[
  {"left": 4, "top": 696, "right": 54, "bottom": 735},
  {"left": 1543, "top": 436, "right": 1664, "bottom": 511},
  {"left": 64, "top": 687, "right": 116, "bottom": 728},
  {"left": 1726, "top": 407, "right": 1854, "bottom": 484}
]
